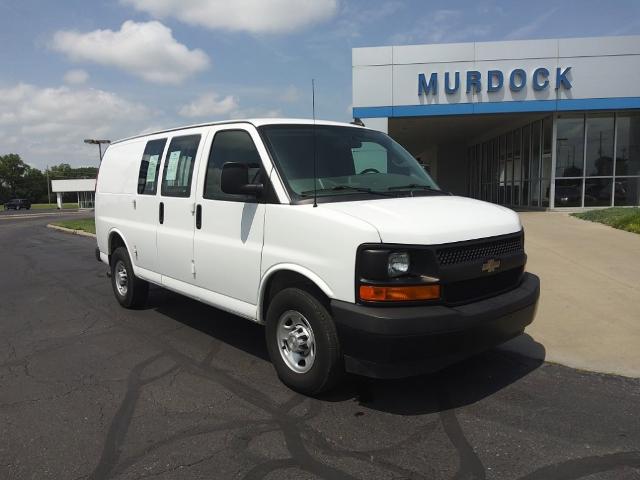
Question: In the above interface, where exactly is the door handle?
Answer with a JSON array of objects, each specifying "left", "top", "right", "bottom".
[
  {"left": 195, "top": 204, "right": 202, "bottom": 229},
  {"left": 159, "top": 202, "right": 164, "bottom": 224}
]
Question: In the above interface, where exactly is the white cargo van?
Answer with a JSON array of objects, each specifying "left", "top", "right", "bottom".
[{"left": 95, "top": 119, "right": 539, "bottom": 394}]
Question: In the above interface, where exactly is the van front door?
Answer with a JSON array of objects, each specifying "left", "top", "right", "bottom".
[
  {"left": 193, "top": 128, "right": 268, "bottom": 318},
  {"left": 156, "top": 132, "right": 205, "bottom": 286}
]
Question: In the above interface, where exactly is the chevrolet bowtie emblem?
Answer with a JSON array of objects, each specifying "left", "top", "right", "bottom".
[{"left": 482, "top": 258, "right": 501, "bottom": 273}]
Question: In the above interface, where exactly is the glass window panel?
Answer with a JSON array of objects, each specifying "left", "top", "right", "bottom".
[
  {"left": 513, "top": 181, "right": 521, "bottom": 206},
  {"left": 137, "top": 138, "right": 166, "bottom": 195},
  {"left": 522, "top": 124, "right": 530, "bottom": 180},
  {"left": 556, "top": 115, "right": 584, "bottom": 177},
  {"left": 499, "top": 135, "right": 506, "bottom": 186},
  {"left": 161, "top": 135, "right": 201, "bottom": 197},
  {"left": 541, "top": 178, "right": 550, "bottom": 207},
  {"left": 543, "top": 116, "right": 552, "bottom": 155},
  {"left": 615, "top": 112, "right": 640, "bottom": 176},
  {"left": 531, "top": 121, "right": 541, "bottom": 180},
  {"left": 531, "top": 179, "right": 540, "bottom": 206},
  {"left": 555, "top": 178, "right": 582, "bottom": 207},
  {"left": 204, "top": 130, "right": 264, "bottom": 201},
  {"left": 584, "top": 178, "right": 613, "bottom": 206},
  {"left": 586, "top": 114, "right": 614, "bottom": 176},
  {"left": 542, "top": 116, "right": 552, "bottom": 180},
  {"left": 513, "top": 128, "right": 521, "bottom": 184},
  {"left": 522, "top": 180, "right": 530, "bottom": 206},
  {"left": 493, "top": 138, "right": 499, "bottom": 183},
  {"left": 475, "top": 144, "right": 481, "bottom": 196},
  {"left": 492, "top": 139, "right": 498, "bottom": 184},
  {"left": 482, "top": 143, "right": 488, "bottom": 184},
  {"left": 506, "top": 132, "right": 514, "bottom": 183},
  {"left": 614, "top": 177, "right": 640, "bottom": 206}
]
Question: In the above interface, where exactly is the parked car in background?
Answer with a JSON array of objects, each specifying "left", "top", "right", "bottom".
[{"left": 4, "top": 199, "right": 31, "bottom": 210}]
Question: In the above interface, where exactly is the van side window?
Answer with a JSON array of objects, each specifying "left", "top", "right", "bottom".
[
  {"left": 161, "top": 134, "right": 201, "bottom": 197},
  {"left": 204, "top": 130, "right": 263, "bottom": 201},
  {"left": 137, "top": 138, "right": 166, "bottom": 195}
]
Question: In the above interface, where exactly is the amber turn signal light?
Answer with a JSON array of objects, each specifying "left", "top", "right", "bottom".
[{"left": 359, "top": 284, "right": 440, "bottom": 302}]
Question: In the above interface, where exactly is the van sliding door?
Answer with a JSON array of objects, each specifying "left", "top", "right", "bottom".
[{"left": 156, "top": 131, "right": 208, "bottom": 286}]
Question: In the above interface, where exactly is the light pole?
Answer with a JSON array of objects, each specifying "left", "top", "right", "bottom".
[{"left": 84, "top": 139, "right": 111, "bottom": 164}]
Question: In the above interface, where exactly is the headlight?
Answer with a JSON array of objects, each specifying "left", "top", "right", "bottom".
[{"left": 387, "top": 252, "right": 410, "bottom": 277}]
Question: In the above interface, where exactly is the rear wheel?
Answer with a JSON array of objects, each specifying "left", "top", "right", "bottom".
[
  {"left": 110, "top": 246, "right": 149, "bottom": 308},
  {"left": 266, "top": 287, "right": 343, "bottom": 395}
]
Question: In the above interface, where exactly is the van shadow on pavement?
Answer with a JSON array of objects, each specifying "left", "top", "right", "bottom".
[{"left": 148, "top": 285, "right": 546, "bottom": 416}]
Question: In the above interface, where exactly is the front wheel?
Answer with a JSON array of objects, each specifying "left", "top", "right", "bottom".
[
  {"left": 110, "top": 247, "right": 149, "bottom": 308},
  {"left": 265, "top": 287, "right": 343, "bottom": 395}
]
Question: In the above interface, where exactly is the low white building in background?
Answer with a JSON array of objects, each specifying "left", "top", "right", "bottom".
[{"left": 51, "top": 179, "right": 96, "bottom": 209}]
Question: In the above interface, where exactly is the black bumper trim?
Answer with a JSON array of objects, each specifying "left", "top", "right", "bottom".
[{"left": 330, "top": 272, "right": 540, "bottom": 379}]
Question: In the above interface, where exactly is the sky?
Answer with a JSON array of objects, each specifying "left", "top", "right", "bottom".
[{"left": 0, "top": 0, "right": 639, "bottom": 169}]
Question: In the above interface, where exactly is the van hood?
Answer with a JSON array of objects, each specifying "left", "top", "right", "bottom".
[{"left": 322, "top": 195, "right": 521, "bottom": 245}]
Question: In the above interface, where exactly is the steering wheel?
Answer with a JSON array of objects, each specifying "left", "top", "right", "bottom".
[{"left": 359, "top": 168, "right": 380, "bottom": 174}]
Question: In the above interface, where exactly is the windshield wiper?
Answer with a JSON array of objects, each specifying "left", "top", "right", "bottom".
[
  {"left": 300, "top": 185, "right": 395, "bottom": 197},
  {"left": 387, "top": 184, "right": 449, "bottom": 194}
]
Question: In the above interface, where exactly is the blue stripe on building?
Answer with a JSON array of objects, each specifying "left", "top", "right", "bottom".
[{"left": 353, "top": 97, "right": 640, "bottom": 119}]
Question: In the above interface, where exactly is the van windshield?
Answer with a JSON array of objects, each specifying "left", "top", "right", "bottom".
[{"left": 259, "top": 125, "right": 441, "bottom": 201}]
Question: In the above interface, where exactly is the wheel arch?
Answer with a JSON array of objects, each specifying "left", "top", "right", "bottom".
[
  {"left": 258, "top": 264, "right": 334, "bottom": 324},
  {"left": 107, "top": 228, "right": 132, "bottom": 264}
]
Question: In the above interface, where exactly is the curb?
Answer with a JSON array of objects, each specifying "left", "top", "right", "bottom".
[{"left": 47, "top": 223, "right": 96, "bottom": 238}]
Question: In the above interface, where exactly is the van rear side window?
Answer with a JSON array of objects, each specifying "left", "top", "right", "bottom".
[
  {"left": 161, "top": 135, "right": 201, "bottom": 197},
  {"left": 137, "top": 138, "right": 167, "bottom": 195}
]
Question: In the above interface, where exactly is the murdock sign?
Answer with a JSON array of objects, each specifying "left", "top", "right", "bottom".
[{"left": 418, "top": 67, "right": 572, "bottom": 95}]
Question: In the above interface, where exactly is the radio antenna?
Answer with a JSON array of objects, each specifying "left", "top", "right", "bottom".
[{"left": 312, "top": 78, "right": 318, "bottom": 208}]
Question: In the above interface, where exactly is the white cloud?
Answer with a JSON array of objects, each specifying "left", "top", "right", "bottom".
[
  {"left": 51, "top": 21, "right": 210, "bottom": 84},
  {"left": 279, "top": 85, "right": 300, "bottom": 103},
  {"left": 0, "top": 83, "right": 154, "bottom": 168},
  {"left": 121, "top": 0, "right": 338, "bottom": 34},
  {"left": 388, "top": 9, "right": 493, "bottom": 45},
  {"left": 178, "top": 92, "right": 239, "bottom": 118},
  {"left": 505, "top": 9, "right": 558, "bottom": 40},
  {"left": 63, "top": 69, "right": 89, "bottom": 85}
]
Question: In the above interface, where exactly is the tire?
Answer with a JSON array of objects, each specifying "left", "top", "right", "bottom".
[
  {"left": 265, "top": 287, "right": 343, "bottom": 395},
  {"left": 110, "top": 246, "right": 149, "bottom": 308}
]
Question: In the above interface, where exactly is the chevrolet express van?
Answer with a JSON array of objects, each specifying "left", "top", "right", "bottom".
[{"left": 95, "top": 119, "right": 539, "bottom": 394}]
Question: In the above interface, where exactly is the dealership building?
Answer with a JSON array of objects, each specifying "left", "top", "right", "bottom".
[{"left": 352, "top": 35, "right": 640, "bottom": 209}]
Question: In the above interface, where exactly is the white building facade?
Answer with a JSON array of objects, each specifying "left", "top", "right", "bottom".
[
  {"left": 352, "top": 35, "right": 640, "bottom": 208},
  {"left": 51, "top": 178, "right": 96, "bottom": 209}
]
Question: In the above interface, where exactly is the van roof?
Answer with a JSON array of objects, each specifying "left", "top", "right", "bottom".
[{"left": 111, "top": 118, "right": 365, "bottom": 145}]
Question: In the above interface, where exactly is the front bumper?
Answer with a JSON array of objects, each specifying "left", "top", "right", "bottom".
[{"left": 331, "top": 272, "right": 540, "bottom": 378}]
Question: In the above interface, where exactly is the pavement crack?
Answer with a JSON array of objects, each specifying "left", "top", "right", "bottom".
[
  {"left": 437, "top": 391, "right": 486, "bottom": 480},
  {"left": 88, "top": 352, "right": 167, "bottom": 480},
  {"left": 516, "top": 450, "right": 640, "bottom": 480}
]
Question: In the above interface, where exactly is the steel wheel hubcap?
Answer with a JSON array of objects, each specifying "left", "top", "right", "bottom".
[
  {"left": 276, "top": 310, "right": 316, "bottom": 373},
  {"left": 115, "top": 260, "right": 128, "bottom": 296}
]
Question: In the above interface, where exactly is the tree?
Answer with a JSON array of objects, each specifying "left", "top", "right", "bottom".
[
  {"left": 0, "top": 154, "right": 27, "bottom": 197},
  {"left": 20, "top": 167, "right": 48, "bottom": 203},
  {"left": 0, "top": 156, "right": 98, "bottom": 204}
]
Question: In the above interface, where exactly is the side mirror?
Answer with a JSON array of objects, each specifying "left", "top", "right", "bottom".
[{"left": 220, "top": 162, "right": 263, "bottom": 196}]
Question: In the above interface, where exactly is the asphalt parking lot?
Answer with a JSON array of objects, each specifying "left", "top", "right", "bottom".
[{"left": 1, "top": 214, "right": 639, "bottom": 480}]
